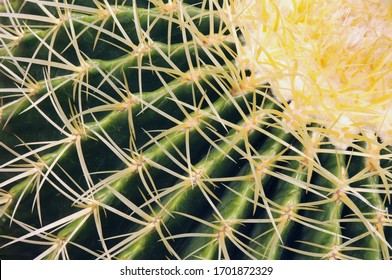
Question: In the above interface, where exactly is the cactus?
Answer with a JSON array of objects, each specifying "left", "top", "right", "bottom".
[{"left": 0, "top": 0, "right": 391, "bottom": 260}]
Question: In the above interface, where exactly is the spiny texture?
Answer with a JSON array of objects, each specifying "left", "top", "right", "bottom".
[{"left": 0, "top": 0, "right": 391, "bottom": 260}]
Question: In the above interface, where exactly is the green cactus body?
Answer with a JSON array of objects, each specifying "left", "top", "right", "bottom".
[{"left": 0, "top": 0, "right": 391, "bottom": 260}]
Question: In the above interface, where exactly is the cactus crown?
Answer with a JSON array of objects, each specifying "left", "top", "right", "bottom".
[
  {"left": 235, "top": 0, "right": 392, "bottom": 149},
  {"left": 0, "top": 0, "right": 391, "bottom": 260}
]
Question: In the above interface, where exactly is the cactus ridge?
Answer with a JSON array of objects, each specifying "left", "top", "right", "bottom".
[{"left": 0, "top": 0, "right": 391, "bottom": 260}]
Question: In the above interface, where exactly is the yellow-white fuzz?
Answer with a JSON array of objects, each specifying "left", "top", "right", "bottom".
[{"left": 231, "top": 0, "right": 392, "bottom": 149}]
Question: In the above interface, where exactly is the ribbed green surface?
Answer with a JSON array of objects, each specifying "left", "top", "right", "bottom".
[{"left": 0, "top": 0, "right": 391, "bottom": 259}]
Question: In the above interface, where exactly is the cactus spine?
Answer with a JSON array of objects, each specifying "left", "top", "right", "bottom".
[{"left": 0, "top": 0, "right": 391, "bottom": 259}]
